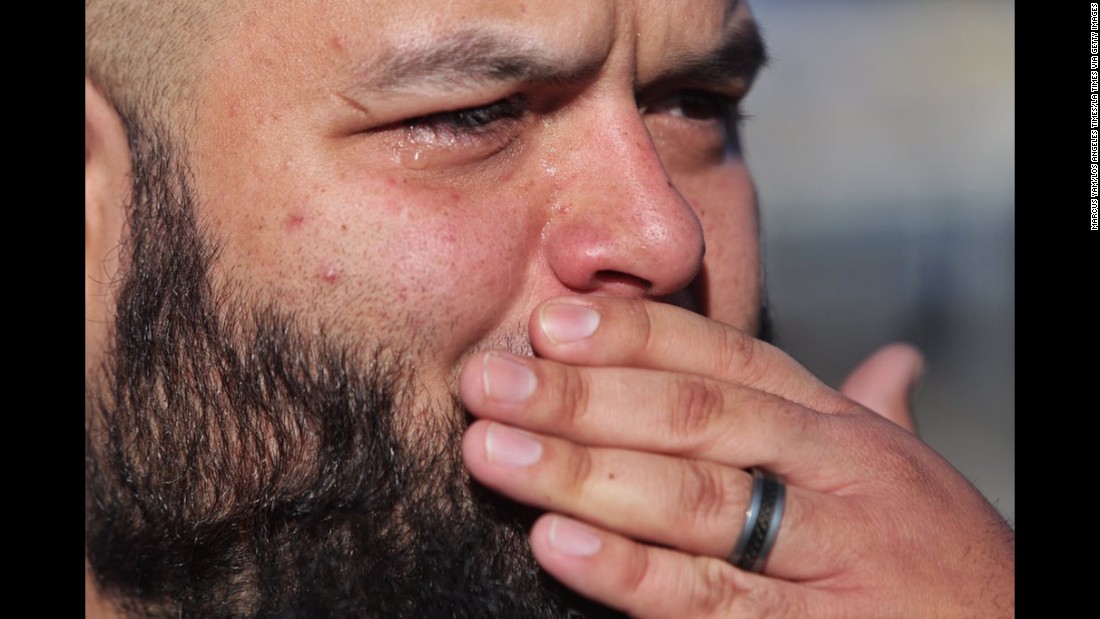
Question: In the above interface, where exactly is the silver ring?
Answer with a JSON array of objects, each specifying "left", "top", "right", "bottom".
[{"left": 727, "top": 467, "right": 786, "bottom": 573}]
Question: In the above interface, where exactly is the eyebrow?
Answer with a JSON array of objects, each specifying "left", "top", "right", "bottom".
[
  {"left": 358, "top": 19, "right": 768, "bottom": 97},
  {"left": 361, "top": 30, "right": 604, "bottom": 94},
  {"left": 656, "top": 19, "right": 769, "bottom": 88}
]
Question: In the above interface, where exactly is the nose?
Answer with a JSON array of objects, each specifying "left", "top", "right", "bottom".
[{"left": 543, "top": 101, "right": 705, "bottom": 298}]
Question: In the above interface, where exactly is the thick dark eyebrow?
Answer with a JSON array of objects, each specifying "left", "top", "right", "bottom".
[
  {"left": 652, "top": 19, "right": 769, "bottom": 89},
  {"left": 362, "top": 30, "right": 604, "bottom": 94}
]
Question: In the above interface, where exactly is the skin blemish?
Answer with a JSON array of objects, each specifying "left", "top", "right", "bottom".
[
  {"left": 286, "top": 213, "right": 306, "bottom": 229},
  {"left": 320, "top": 262, "right": 343, "bottom": 284}
]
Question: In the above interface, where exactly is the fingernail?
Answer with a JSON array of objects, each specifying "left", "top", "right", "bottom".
[
  {"left": 540, "top": 302, "right": 600, "bottom": 343},
  {"left": 486, "top": 422, "right": 543, "bottom": 467},
  {"left": 549, "top": 517, "right": 602, "bottom": 557},
  {"left": 483, "top": 352, "right": 536, "bottom": 402}
]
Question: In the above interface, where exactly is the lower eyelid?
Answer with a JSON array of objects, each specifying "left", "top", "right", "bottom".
[
  {"left": 387, "top": 120, "right": 520, "bottom": 170},
  {"left": 405, "top": 116, "right": 518, "bottom": 148},
  {"left": 403, "top": 99, "right": 525, "bottom": 144}
]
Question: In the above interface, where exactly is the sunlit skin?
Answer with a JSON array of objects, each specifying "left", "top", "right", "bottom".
[
  {"left": 185, "top": 0, "right": 761, "bottom": 396},
  {"left": 86, "top": 0, "right": 1014, "bottom": 615}
]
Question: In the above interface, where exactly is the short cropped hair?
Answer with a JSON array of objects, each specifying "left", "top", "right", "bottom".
[{"left": 86, "top": 0, "right": 228, "bottom": 139}]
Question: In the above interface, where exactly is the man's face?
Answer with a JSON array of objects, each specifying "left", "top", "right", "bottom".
[
  {"left": 86, "top": 0, "right": 764, "bottom": 614},
  {"left": 188, "top": 0, "right": 762, "bottom": 395}
]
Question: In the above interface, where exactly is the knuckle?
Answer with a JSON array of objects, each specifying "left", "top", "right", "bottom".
[
  {"left": 696, "top": 563, "right": 805, "bottom": 619},
  {"left": 716, "top": 328, "right": 760, "bottom": 379},
  {"left": 618, "top": 541, "right": 653, "bottom": 598},
  {"left": 668, "top": 377, "right": 723, "bottom": 445},
  {"left": 555, "top": 366, "right": 592, "bottom": 432},
  {"left": 773, "top": 402, "right": 816, "bottom": 449},
  {"left": 675, "top": 462, "right": 735, "bottom": 533},
  {"left": 879, "top": 434, "right": 939, "bottom": 495},
  {"left": 749, "top": 586, "right": 809, "bottom": 619},
  {"left": 716, "top": 330, "right": 791, "bottom": 394},
  {"left": 849, "top": 418, "right": 936, "bottom": 490},
  {"left": 562, "top": 443, "right": 596, "bottom": 500},
  {"left": 693, "top": 560, "right": 744, "bottom": 617}
]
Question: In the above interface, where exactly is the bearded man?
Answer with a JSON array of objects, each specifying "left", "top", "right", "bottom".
[{"left": 85, "top": 1, "right": 1015, "bottom": 616}]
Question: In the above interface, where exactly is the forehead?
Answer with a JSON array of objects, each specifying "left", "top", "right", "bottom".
[{"left": 214, "top": 0, "right": 753, "bottom": 86}]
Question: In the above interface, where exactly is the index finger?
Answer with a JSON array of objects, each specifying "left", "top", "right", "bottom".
[{"left": 529, "top": 297, "right": 852, "bottom": 415}]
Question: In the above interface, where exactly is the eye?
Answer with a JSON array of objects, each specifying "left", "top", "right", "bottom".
[
  {"left": 641, "top": 89, "right": 747, "bottom": 168},
  {"left": 643, "top": 90, "right": 745, "bottom": 126},
  {"left": 403, "top": 95, "right": 527, "bottom": 143},
  {"left": 380, "top": 95, "right": 530, "bottom": 169}
]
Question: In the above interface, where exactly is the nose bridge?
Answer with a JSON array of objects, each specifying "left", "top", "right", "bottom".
[{"left": 543, "top": 98, "right": 706, "bottom": 296}]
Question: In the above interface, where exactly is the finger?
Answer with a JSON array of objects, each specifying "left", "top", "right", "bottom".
[
  {"left": 463, "top": 420, "right": 838, "bottom": 580},
  {"left": 839, "top": 343, "right": 924, "bottom": 433},
  {"left": 529, "top": 514, "right": 828, "bottom": 619},
  {"left": 528, "top": 296, "right": 853, "bottom": 414},
  {"left": 459, "top": 351, "right": 840, "bottom": 471}
]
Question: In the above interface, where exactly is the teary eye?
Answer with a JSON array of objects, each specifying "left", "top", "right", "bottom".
[
  {"left": 381, "top": 94, "right": 530, "bottom": 169},
  {"left": 403, "top": 95, "right": 527, "bottom": 140}
]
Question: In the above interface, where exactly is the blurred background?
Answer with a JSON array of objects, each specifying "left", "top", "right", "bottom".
[{"left": 742, "top": 0, "right": 1014, "bottom": 523}]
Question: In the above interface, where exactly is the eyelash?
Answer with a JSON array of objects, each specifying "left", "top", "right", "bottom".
[
  {"left": 403, "top": 89, "right": 744, "bottom": 136},
  {"left": 403, "top": 95, "right": 527, "bottom": 142},
  {"left": 392, "top": 89, "right": 747, "bottom": 171},
  {"left": 643, "top": 90, "right": 747, "bottom": 127}
]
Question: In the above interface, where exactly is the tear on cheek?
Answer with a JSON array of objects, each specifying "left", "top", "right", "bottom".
[{"left": 319, "top": 262, "right": 343, "bottom": 284}]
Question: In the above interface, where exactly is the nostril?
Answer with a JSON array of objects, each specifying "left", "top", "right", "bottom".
[
  {"left": 588, "top": 270, "right": 652, "bottom": 292},
  {"left": 657, "top": 272, "right": 707, "bottom": 314}
]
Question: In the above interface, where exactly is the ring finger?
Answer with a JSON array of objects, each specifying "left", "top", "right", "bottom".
[{"left": 462, "top": 419, "right": 843, "bottom": 581}]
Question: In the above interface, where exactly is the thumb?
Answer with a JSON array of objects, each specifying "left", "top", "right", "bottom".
[{"left": 839, "top": 343, "right": 925, "bottom": 433}]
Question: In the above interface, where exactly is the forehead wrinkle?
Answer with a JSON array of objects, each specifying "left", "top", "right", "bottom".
[{"left": 360, "top": 29, "right": 603, "bottom": 94}]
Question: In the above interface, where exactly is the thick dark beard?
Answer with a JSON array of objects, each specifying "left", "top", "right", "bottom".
[{"left": 84, "top": 121, "right": 624, "bottom": 618}]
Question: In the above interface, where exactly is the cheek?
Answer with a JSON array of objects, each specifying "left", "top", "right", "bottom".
[
  {"left": 685, "top": 162, "right": 761, "bottom": 330},
  {"left": 200, "top": 173, "right": 536, "bottom": 363},
  {"left": 361, "top": 192, "right": 532, "bottom": 339}
]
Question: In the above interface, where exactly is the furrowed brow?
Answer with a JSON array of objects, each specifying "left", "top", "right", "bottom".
[
  {"left": 654, "top": 20, "right": 769, "bottom": 88},
  {"left": 361, "top": 30, "right": 602, "bottom": 94}
]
